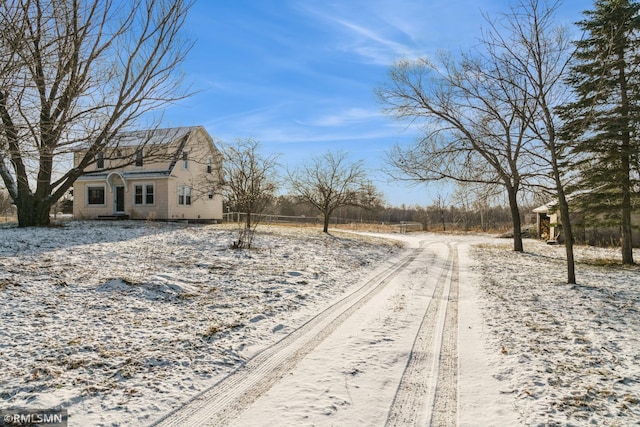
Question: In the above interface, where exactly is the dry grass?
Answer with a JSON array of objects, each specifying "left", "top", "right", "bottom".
[
  {"left": 474, "top": 242, "right": 513, "bottom": 251},
  {"left": 579, "top": 257, "right": 625, "bottom": 267}
]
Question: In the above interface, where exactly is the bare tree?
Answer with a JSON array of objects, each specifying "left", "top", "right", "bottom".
[
  {"left": 0, "top": 0, "right": 193, "bottom": 227},
  {"left": 482, "top": 0, "right": 577, "bottom": 283},
  {"left": 378, "top": 50, "right": 539, "bottom": 252},
  {"left": 287, "top": 151, "right": 368, "bottom": 233},
  {"left": 222, "top": 138, "right": 279, "bottom": 247},
  {"left": 433, "top": 193, "right": 448, "bottom": 232}
]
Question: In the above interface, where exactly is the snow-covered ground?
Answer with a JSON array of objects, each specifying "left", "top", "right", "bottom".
[
  {"left": 472, "top": 239, "right": 640, "bottom": 425},
  {"left": 0, "top": 220, "right": 638, "bottom": 426},
  {"left": 0, "top": 221, "right": 401, "bottom": 426}
]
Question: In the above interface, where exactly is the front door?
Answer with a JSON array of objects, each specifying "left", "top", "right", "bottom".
[{"left": 115, "top": 186, "right": 125, "bottom": 213}]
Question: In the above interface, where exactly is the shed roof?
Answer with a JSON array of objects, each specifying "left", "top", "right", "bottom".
[{"left": 533, "top": 203, "right": 553, "bottom": 214}]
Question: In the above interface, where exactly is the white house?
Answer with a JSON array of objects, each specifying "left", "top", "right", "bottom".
[{"left": 73, "top": 126, "right": 223, "bottom": 222}]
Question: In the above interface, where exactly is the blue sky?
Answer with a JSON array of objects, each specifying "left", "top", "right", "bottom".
[{"left": 164, "top": 0, "right": 592, "bottom": 207}]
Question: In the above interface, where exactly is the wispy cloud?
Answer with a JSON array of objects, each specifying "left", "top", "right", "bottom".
[
  {"left": 328, "top": 17, "right": 417, "bottom": 64},
  {"left": 297, "top": 107, "right": 384, "bottom": 127},
  {"left": 297, "top": 2, "right": 425, "bottom": 65},
  {"left": 295, "top": 0, "right": 540, "bottom": 66},
  {"left": 201, "top": 104, "right": 398, "bottom": 147}
]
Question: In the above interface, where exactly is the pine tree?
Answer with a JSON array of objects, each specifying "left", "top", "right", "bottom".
[{"left": 558, "top": 0, "right": 640, "bottom": 265}]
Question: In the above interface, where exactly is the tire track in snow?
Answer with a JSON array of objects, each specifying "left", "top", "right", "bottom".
[
  {"left": 431, "top": 243, "right": 459, "bottom": 426},
  {"left": 385, "top": 242, "right": 458, "bottom": 426},
  {"left": 151, "top": 247, "right": 426, "bottom": 427}
]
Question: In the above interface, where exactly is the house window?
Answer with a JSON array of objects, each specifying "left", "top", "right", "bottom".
[
  {"left": 145, "top": 184, "right": 154, "bottom": 204},
  {"left": 96, "top": 152, "right": 104, "bottom": 169},
  {"left": 182, "top": 152, "right": 189, "bottom": 169},
  {"left": 208, "top": 188, "right": 214, "bottom": 199},
  {"left": 134, "top": 185, "right": 143, "bottom": 205},
  {"left": 135, "top": 149, "right": 143, "bottom": 167},
  {"left": 178, "top": 185, "right": 192, "bottom": 206},
  {"left": 87, "top": 186, "right": 105, "bottom": 205},
  {"left": 134, "top": 184, "right": 155, "bottom": 205},
  {"left": 207, "top": 158, "right": 212, "bottom": 174}
]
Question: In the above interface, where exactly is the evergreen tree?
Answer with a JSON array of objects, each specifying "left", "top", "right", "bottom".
[{"left": 558, "top": 0, "right": 640, "bottom": 264}]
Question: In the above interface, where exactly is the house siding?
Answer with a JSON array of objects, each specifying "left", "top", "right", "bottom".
[
  {"left": 73, "top": 181, "right": 109, "bottom": 219},
  {"left": 128, "top": 179, "right": 169, "bottom": 220},
  {"left": 73, "top": 178, "right": 171, "bottom": 219},
  {"left": 166, "top": 130, "right": 223, "bottom": 220}
]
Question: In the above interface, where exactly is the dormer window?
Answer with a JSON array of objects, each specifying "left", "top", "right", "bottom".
[
  {"left": 182, "top": 151, "right": 189, "bottom": 169},
  {"left": 135, "top": 149, "right": 143, "bottom": 167},
  {"left": 96, "top": 152, "right": 104, "bottom": 169}
]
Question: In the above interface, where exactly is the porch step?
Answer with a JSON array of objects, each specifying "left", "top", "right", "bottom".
[{"left": 97, "top": 214, "right": 130, "bottom": 220}]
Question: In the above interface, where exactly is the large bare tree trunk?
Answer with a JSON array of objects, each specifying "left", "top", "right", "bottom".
[
  {"left": 16, "top": 195, "right": 52, "bottom": 227},
  {"left": 619, "top": 48, "right": 634, "bottom": 265},
  {"left": 507, "top": 187, "right": 523, "bottom": 252}
]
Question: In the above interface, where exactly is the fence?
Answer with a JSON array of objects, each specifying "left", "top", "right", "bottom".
[{"left": 224, "top": 212, "right": 423, "bottom": 233}]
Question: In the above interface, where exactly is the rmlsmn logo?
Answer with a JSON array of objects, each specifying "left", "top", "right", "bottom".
[{"left": 1, "top": 409, "right": 68, "bottom": 427}]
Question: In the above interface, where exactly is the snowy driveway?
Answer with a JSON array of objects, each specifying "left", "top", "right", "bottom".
[{"left": 152, "top": 233, "right": 518, "bottom": 426}]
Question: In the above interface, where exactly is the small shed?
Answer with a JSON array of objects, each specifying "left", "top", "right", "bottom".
[
  {"left": 533, "top": 203, "right": 556, "bottom": 243},
  {"left": 533, "top": 201, "right": 640, "bottom": 247}
]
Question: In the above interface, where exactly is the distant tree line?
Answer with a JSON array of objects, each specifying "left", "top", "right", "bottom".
[{"left": 222, "top": 189, "right": 528, "bottom": 234}]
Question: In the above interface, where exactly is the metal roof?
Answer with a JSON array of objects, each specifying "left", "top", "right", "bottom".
[
  {"left": 71, "top": 126, "right": 202, "bottom": 150},
  {"left": 109, "top": 126, "right": 200, "bottom": 148}
]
